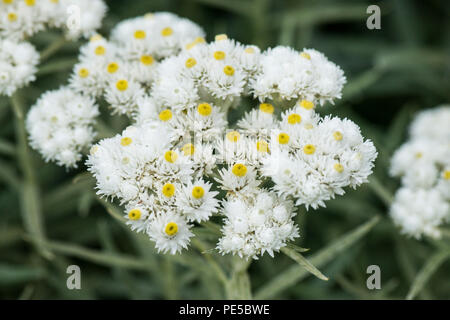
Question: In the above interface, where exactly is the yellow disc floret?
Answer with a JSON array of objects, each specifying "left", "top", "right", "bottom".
[
  {"left": 78, "top": 68, "right": 89, "bottom": 78},
  {"left": 120, "top": 137, "right": 132, "bottom": 146},
  {"left": 164, "top": 150, "right": 178, "bottom": 163},
  {"left": 185, "top": 57, "right": 197, "bottom": 68},
  {"left": 161, "top": 27, "right": 173, "bottom": 36},
  {"left": 277, "top": 133, "right": 290, "bottom": 144},
  {"left": 333, "top": 131, "right": 343, "bottom": 141},
  {"left": 244, "top": 47, "right": 255, "bottom": 54},
  {"left": 334, "top": 163, "right": 344, "bottom": 173},
  {"left": 94, "top": 45, "right": 105, "bottom": 55},
  {"left": 162, "top": 183, "right": 175, "bottom": 198},
  {"left": 223, "top": 65, "right": 235, "bottom": 76},
  {"left": 300, "top": 52, "right": 311, "bottom": 60},
  {"left": 443, "top": 170, "right": 450, "bottom": 180},
  {"left": 215, "top": 34, "right": 228, "bottom": 41},
  {"left": 7, "top": 12, "right": 17, "bottom": 21},
  {"left": 165, "top": 222, "right": 178, "bottom": 236},
  {"left": 107, "top": 62, "right": 119, "bottom": 73},
  {"left": 197, "top": 103, "right": 212, "bottom": 116},
  {"left": 259, "top": 103, "right": 274, "bottom": 114},
  {"left": 213, "top": 51, "right": 226, "bottom": 60},
  {"left": 134, "top": 30, "right": 146, "bottom": 39},
  {"left": 300, "top": 100, "right": 315, "bottom": 110},
  {"left": 128, "top": 209, "right": 141, "bottom": 220},
  {"left": 25, "top": 0, "right": 35, "bottom": 6},
  {"left": 226, "top": 131, "right": 240, "bottom": 142},
  {"left": 159, "top": 109, "right": 172, "bottom": 121},
  {"left": 90, "top": 34, "right": 102, "bottom": 42},
  {"left": 256, "top": 140, "right": 269, "bottom": 153},
  {"left": 3, "top": 0, "right": 13, "bottom": 4},
  {"left": 182, "top": 143, "right": 195, "bottom": 156},
  {"left": 140, "top": 55, "right": 154, "bottom": 65},
  {"left": 287, "top": 113, "right": 301, "bottom": 124},
  {"left": 192, "top": 186, "right": 205, "bottom": 199},
  {"left": 232, "top": 163, "right": 247, "bottom": 177},
  {"left": 303, "top": 144, "right": 316, "bottom": 155},
  {"left": 116, "top": 80, "right": 128, "bottom": 91}
]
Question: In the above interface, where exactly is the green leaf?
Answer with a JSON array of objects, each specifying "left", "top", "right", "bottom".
[
  {"left": 406, "top": 250, "right": 450, "bottom": 300},
  {"left": 0, "top": 264, "right": 45, "bottom": 286},
  {"left": 281, "top": 247, "right": 328, "bottom": 281},
  {"left": 254, "top": 216, "right": 380, "bottom": 299}
]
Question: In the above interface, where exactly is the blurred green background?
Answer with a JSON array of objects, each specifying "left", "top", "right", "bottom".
[{"left": 1, "top": 0, "right": 449, "bottom": 299}]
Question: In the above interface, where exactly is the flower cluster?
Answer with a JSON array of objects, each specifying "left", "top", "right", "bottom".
[
  {"left": 0, "top": 0, "right": 106, "bottom": 97},
  {"left": 85, "top": 29, "right": 375, "bottom": 258},
  {"left": 25, "top": 10, "right": 377, "bottom": 259},
  {"left": 26, "top": 87, "right": 99, "bottom": 168},
  {"left": 26, "top": 12, "right": 205, "bottom": 168},
  {"left": 390, "top": 106, "right": 450, "bottom": 239},
  {"left": 69, "top": 12, "right": 205, "bottom": 115}
]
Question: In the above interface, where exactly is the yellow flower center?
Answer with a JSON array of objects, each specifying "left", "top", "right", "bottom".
[
  {"left": 300, "top": 52, "right": 311, "bottom": 60},
  {"left": 304, "top": 123, "right": 313, "bottom": 130},
  {"left": 116, "top": 80, "right": 128, "bottom": 91},
  {"left": 197, "top": 103, "right": 212, "bottom": 116},
  {"left": 182, "top": 143, "right": 195, "bottom": 156},
  {"left": 256, "top": 140, "right": 269, "bottom": 153},
  {"left": 161, "top": 27, "right": 173, "bottom": 36},
  {"left": 192, "top": 186, "right": 205, "bottom": 199},
  {"left": 164, "top": 150, "right": 178, "bottom": 163},
  {"left": 333, "top": 131, "right": 343, "bottom": 141},
  {"left": 277, "top": 133, "right": 290, "bottom": 144},
  {"left": 162, "top": 183, "right": 175, "bottom": 198},
  {"left": 120, "top": 137, "right": 132, "bottom": 146},
  {"left": 195, "top": 36, "right": 205, "bottom": 44},
  {"left": 244, "top": 47, "right": 255, "bottom": 54},
  {"left": 226, "top": 131, "right": 240, "bottom": 142},
  {"left": 232, "top": 163, "right": 247, "bottom": 177},
  {"left": 259, "top": 103, "right": 274, "bottom": 114},
  {"left": 25, "top": 0, "right": 35, "bottom": 6},
  {"left": 415, "top": 152, "right": 423, "bottom": 159},
  {"left": 159, "top": 109, "right": 172, "bottom": 121},
  {"left": 94, "top": 46, "right": 105, "bottom": 55},
  {"left": 3, "top": 0, "right": 13, "bottom": 4},
  {"left": 90, "top": 34, "right": 103, "bottom": 42},
  {"left": 134, "top": 30, "right": 146, "bottom": 39},
  {"left": 165, "top": 222, "right": 178, "bottom": 236},
  {"left": 144, "top": 12, "right": 154, "bottom": 19},
  {"left": 443, "top": 170, "right": 450, "bottom": 180},
  {"left": 140, "top": 55, "right": 154, "bottom": 65},
  {"left": 107, "top": 62, "right": 119, "bottom": 73},
  {"left": 214, "top": 51, "right": 226, "bottom": 60},
  {"left": 223, "top": 65, "right": 235, "bottom": 76},
  {"left": 128, "top": 209, "right": 141, "bottom": 220},
  {"left": 78, "top": 68, "right": 89, "bottom": 78},
  {"left": 303, "top": 144, "right": 316, "bottom": 155},
  {"left": 7, "top": 12, "right": 17, "bottom": 21},
  {"left": 185, "top": 58, "right": 197, "bottom": 68},
  {"left": 300, "top": 100, "right": 315, "bottom": 110},
  {"left": 215, "top": 34, "right": 228, "bottom": 41},
  {"left": 334, "top": 163, "right": 344, "bottom": 173},
  {"left": 288, "top": 113, "right": 301, "bottom": 124},
  {"left": 90, "top": 145, "right": 98, "bottom": 155}
]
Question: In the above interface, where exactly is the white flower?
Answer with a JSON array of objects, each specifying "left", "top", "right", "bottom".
[
  {"left": 61, "top": 0, "right": 107, "bottom": 40},
  {"left": 26, "top": 87, "right": 99, "bottom": 168},
  {"left": 262, "top": 110, "right": 377, "bottom": 209},
  {"left": 177, "top": 179, "right": 220, "bottom": 222},
  {"left": 0, "top": 39, "right": 39, "bottom": 96},
  {"left": 147, "top": 211, "right": 194, "bottom": 254},
  {"left": 390, "top": 187, "right": 449, "bottom": 239},
  {"left": 217, "top": 190, "right": 299, "bottom": 259},
  {"left": 409, "top": 105, "right": 450, "bottom": 142}
]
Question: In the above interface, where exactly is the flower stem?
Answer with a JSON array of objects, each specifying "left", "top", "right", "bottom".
[
  {"left": 11, "top": 92, "right": 53, "bottom": 260},
  {"left": 40, "top": 36, "right": 69, "bottom": 62},
  {"left": 225, "top": 257, "right": 252, "bottom": 299},
  {"left": 368, "top": 175, "right": 394, "bottom": 206}
]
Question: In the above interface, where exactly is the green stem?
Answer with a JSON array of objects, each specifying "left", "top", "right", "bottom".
[
  {"left": 39, "top": 36, "right": 69, "bottom": 62},
  {"left": 225, "top": 257, "right": 252, "bottom": 300},
  {"left": 11, "top": 92, "right": 53, "bottom": 260},
  {"left": 191, "top": 238, "right": 228, "bottom": 286},
  {"left": 368, "top": 175, "right": 394, "bottom": 206}
]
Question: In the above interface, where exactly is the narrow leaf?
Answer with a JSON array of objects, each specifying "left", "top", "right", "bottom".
[
  {"left": 281, "top": 247, "right": 328, "bottom": 281},
  {"left": 406, "top": 250, "right": 450, "bottom": 300}
]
